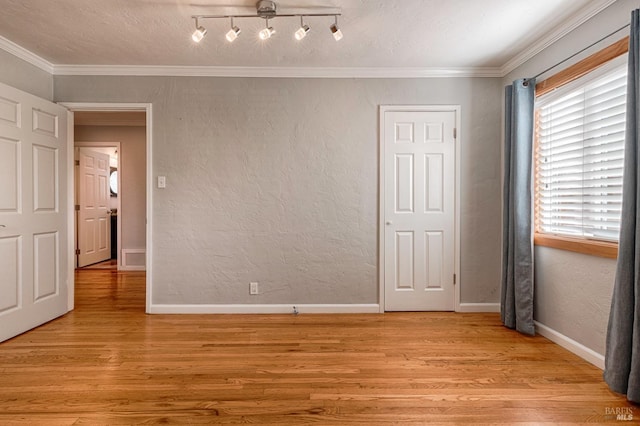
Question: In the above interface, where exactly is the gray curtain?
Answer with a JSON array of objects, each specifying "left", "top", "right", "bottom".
[
  {"left": 501, "top": 78, "right": 536, "bottom": 336},
  {"left": 604, "top": 9, "right": 640, "bottom": 404}
]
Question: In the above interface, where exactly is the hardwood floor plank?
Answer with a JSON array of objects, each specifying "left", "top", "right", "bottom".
[{"left": 0, "top": 269, "right": 636, "bottom": 424}]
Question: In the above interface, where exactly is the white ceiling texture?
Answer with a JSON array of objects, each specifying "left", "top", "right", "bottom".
[{"left": 0, "top": 0, "right": 617, "bottom": 75}]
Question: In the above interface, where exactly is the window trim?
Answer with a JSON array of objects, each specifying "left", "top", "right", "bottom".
[
  {"left": 533, "top": 37, "right": 628, "bottom": 258},
  {"left": 534, "top": 233, "right": 618, "bottom": 258},
  {"left": 535, "top": 37, "right": 629, "bottom": 96}
]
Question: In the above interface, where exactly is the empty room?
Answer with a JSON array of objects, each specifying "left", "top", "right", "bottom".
[{"left": 0, "top": 0, "right": 638, "bottom": 423}]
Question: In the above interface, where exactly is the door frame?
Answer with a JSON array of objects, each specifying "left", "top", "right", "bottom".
[
  {"left": 61, "top": 102, "right": 152, "bottom": 313},
  {"left": 75, "top": 142, "right": 121, "bottom": 269},
  {"left": 378, "top": 105, "right": 461, "bottom": 313}
]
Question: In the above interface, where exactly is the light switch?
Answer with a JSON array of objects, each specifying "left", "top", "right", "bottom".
[{"left": 158, "top": 176, "right": 166, "bottom": 188}]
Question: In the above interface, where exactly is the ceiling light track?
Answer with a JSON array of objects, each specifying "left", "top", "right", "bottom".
[{"left": 191, "top": 0, "right": 342, "bottom": 43}]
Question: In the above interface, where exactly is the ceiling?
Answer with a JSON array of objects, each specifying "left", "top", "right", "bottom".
[{"left": 0, "top": 0, "right": 616, "bottom": 74}]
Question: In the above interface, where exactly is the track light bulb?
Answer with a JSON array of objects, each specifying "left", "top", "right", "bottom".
[
  {"left": 330, "top": 24, "right": 342, "bottom": 41},
  {"left": 259, "top": 20, "right": 275, "bottom": 40},
  {"left": 192, "top": 25, "right": 207, "bottom": 43},
  {"left": 226, "top": 26, "right": 241, "bottom": 42},
  {"left": 225, "top": 18, "right": 240, "bottom": 42},
  {"left": 295, "top": 24, "right": 310, "bottom": 40}
]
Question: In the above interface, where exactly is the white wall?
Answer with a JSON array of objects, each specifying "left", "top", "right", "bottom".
[
  {"left": 503, "top": 0, "right": 636, "bottom": 357},
  {"left": 74, "top": 126, "right": 147, "bottom": 252},
  {"left": 54, "top": 76, "right": 503, "bottom": 307}
]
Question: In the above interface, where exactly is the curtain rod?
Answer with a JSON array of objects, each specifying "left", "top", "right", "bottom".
[{"left": 524, "top": 23, "right": 630, "bottom": 86}]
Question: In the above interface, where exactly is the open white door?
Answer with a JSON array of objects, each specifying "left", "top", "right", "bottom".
[
  {"left": 76, "top": 148, "right": 111, "bottom": 267},
  {"left": 382, "top": 108, "right": 457, "bottom": 311},
  {"left": 0, "top": 82, "right": 69, "bottom": 342}
]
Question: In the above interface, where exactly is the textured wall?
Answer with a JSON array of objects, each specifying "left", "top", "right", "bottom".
[
  {"left": 534, "top": 247, "right": 615, "bottom": 355},
  {"left": 503, "top": 0, "right": 635, "bottom": 355},
  {"left": 0, "top": 49, "right": 52, "bottom": 100},
  {"left": 74, "top": 126, "right": 147, "bottom": 250},
  {"left": 54, "top": 76, "right": 502, "bottom": 306}
]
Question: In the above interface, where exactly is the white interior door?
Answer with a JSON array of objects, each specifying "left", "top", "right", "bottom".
[
  {"left": 382, "top": 109, "right": 457, "bottom": 311},
  {"left": 77, "top": 148, "right": 111, "bottom": 267},
  {"left": 0, "top": 81, "right": 69, "bottom": 342}
]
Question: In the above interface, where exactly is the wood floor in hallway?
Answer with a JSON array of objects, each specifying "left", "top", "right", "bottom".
[{"left": 0, "top": 269, "right": 635, "bottom": 424}]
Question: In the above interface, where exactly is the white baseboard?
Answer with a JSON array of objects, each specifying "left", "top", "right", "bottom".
[
  {"left": 121, "top": 248, "right": 145, "bottom": 271},
  {"left": 148, "top": 303, "right": 381, "bottom": 314},
  {"left": 534, "top": 321, "right": 605, "bottom": 370},
  {"left": 457, "top": 303, "right": 500, "bottom": 313}
]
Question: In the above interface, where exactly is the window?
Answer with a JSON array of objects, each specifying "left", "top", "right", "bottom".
[
  {"left": 533, "top": 39, "right": 628, "bottom": 258},
  {"left": 536, "top": 59, "right": 626, "bottom": 241}
]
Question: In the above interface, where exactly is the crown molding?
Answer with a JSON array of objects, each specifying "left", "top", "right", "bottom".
[
  {"left": 0, "top": 35, "right": 54, "bottom": 74},
  {"left": 0, "top": 35, "right": 501, "bottom": 77},
  {"left": 0, "top": 35, "right": 502, "bottom": 78},
  {"left": 52, "top": 64, "right": 502, "bottom": 78},
  {"left": 500, "top": 0, "right": 618, "bottom": 76}
]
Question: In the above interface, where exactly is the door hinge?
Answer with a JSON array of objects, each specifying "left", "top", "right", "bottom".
[
  {"left": 453, "top": 274, "right": 457, "bottom": 285},
  {"left": 453, "top": 128, "right": 457, "bottom": 139},
  {"left": 75, "top": 160, "right": 80, "bottom": 166},
  {"left": 75, "top": 205, "right": 80, "bottom": 211},
  {"left": 75, "top": 249, "right": 80, "bottom": 255}
]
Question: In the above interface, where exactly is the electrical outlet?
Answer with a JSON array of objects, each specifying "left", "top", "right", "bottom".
[{"left": 250, "top": 282, "right": 259, "bottom": 295}]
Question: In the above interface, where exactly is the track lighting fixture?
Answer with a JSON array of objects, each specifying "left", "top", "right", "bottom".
[
  {"left": 190, "top": 1, "right": 342, "bottom": 45},
  {"left": 295, "top": 16, "right": 310, "bottom": 41},
  {"left": 191, "top": 18, "right": 207, "bottom": 43},
  {"left": 225, "top": 17, "right": 241, "bottom": 42},
  {"left": 330, "top": 16, "right": 343, "bottom": 41}
]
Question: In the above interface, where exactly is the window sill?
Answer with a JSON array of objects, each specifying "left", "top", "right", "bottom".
[{"left": 534, "top": 233, "right": 618, "bottom": 259}]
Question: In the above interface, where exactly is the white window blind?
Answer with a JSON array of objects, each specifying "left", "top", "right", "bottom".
[{"left": 536, "top": 62, "right": 627, "bottom": 242}]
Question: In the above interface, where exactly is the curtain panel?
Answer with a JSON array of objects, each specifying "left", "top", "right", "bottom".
[
  {"left": 501, "top": 79, "right": 536, "bottom": 336},
  {"left": 604, "top": 9, "right": 640, "bottom": 404}
]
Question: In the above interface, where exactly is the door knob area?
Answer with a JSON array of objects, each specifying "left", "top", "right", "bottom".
[{"left": 386, "top": 221, "right": 392, "bottom": 225}]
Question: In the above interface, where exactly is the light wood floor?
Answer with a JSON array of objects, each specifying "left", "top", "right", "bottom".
[{"left": 0, "top": 270, "right": 635, "bottom": 424}]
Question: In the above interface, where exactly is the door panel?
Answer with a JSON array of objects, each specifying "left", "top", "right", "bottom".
[
  {"left": 32, "top": 108, "right": 58, "bottom": 137},
  {"left": 34, "top": 231, "right": 58, "bottom": 301},
  {"left": 33, "top": 144, "right": 58, "bottom": 212},
  {"left": 0, "top": 236, "right": 20, "bottom": 312},
  {"left": 395, "top": 154, "right": 414, "bottom": 212},
  {"left": 395, "top": 231, "right": 414, "bottom": 290},
  {"left": 0, "top": 81, "right": 69, "bottom": 343},
  {"left": 0, "top": 136, "right": 20, "bottom": 212},
  {"left": 425, "top": 154, "right": 443, "bottom": 211},
  {"left": 77, "top": 148, "right": 111, "bottom": 267},
  {"left": 0, "top": 95, "right": 20, "bottom": 125},
  {"left": 384, "top": 110, "right": 456, "bottom": 311},
  {"left": 425, "top": 231, "right": 443, "bottom": 289}
]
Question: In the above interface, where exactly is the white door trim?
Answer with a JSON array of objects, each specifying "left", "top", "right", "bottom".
[
  {"left": 378, "top": 105, "right": 461, "bottom": 312},
  {"left": 75, "top": 141, "right": 121, "bottom": 270},
  {"left": 66, "top": 113, "right": 75, "bottom": 311},
  {"left": 60, "top": 102, "right": 153, "bottom": 313}
]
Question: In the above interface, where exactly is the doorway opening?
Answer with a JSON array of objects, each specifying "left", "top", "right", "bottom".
[
  {"left": 73, "top": 112, "right": 146, "bottom": 272},
  {"left": 63, "top": 103, "right": 153, "bottom": 312}
]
